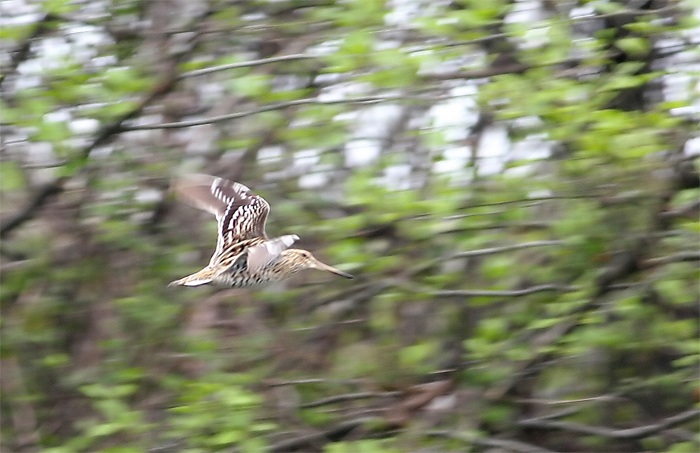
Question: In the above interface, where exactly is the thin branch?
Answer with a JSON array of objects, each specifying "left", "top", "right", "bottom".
[
  {"left": 643, "top": 251, "right": 700, "bottom": 267},
  {"left": 19, "top": 160, "right": 69, "bottom": 169},
  {"left": 179, "top": 54, "right": 316, "bottom": 78},
  {"left": 442, "top": 221, "right": 553, "bottom": 234},
  {"left": 124, "top": 52, "right": 611, "bottom": 133},
  {"left": 424, "top": 62, "right": 529, "bottom": 81},
  {"left": 0, "top": 260, "right": 33, "bottom": 273},
  {"left": 433, "top": 285, "right": 578, "bottom": 298},
  {"left": 413, "top": 241, "right": 565, "bottom": 274},
  {"left": 463, "top": 194, "right": 600, "bottom": 209},
  {"left": 518, "top": 408, "right": 700, "bottom": 440},
  {"left": 121, "top": 93, "right": 445, "bottom": 131},
  {"left": 264, "top": 378, "right": 369, "bottom": 387},
  {"left": 589, "top": 3, "right": 682, "bottom": 19},
  {"left": 406, "top": 194, "right": 619, "bottom": 222},
  {"left": 163, "top": 19, "right": 331, "bottom": 36},
  {"left": 449, "top": 241, "right": 565, "bottom": 259},
  {"left": 426, "top": 430, "right": 556, "bottom": 453},
  {"left": 0, "top": 182, "right": 64, "bottom": 237},
  {"left": 662, "top": 200, "right": 700, "bottom": 220},
  {"left": 410, "top": 4, "right": 681, "bottom": 54},
  {"left": 125, "top": 42, "right": 673, "bottom": 132},
  {"left": 513, "top": 394, "right": 625, "bottom": 406},
  {"left": 440, "top": 208, "right": 507, "bottom": 219},
  {"left": 268, "top": 416, "right": 385, "bottom": 452},
  {"left": 300, "top": 392, "right": 400, "bottom": 409}
]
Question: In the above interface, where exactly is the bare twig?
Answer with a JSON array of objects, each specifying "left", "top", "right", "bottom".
[
  {"left": 462, "top": 194, "right": 602, "bottom": 209},
  {"left": 268, "top": 416, "right": 386, "bottom": 452},
  {"left": 264, "top": 378, "right": 368, "bottom": 387},
  {"left": 518, "top": 408, "right": 700, "bottom": 440},
  {"left": 411, "top": 240, "right": 565, "bottom": 275},
  {"left": 410, "top": 240, "right": 565, "bottom": 275},
  {"left": 643, "top": 251, "right": 700, "bottom": 267},
  {"left": 442, "top": 221, "right": 553, "bottom": 234},
  {"left": 434, "top": 284, "right": 578, "bottom": 298},
  {"left": 662, "top": 200, "right": 700, "bottom": 220},
  {"left": 121, "top": 93, "right": 446, "bottom": 131},
  {"left": 0, "top": 182, "right": 63, "bottom": 237},
  {"left": 300, "top": 392, "right": 400, "bottom": 409},
  {"left": 513, "top": 394, "right": 625, "bottom": 406},
  {"left": 426, "top": 430, "right": 556, "bottom": 453},
  {"left": 448, "top": 241, "right": 565, "bottom": 259},
  {"left": 0, "top": 259, "right": 33, "bottom": 273},
  {"left": 179, "top": 54, "right": 316, "bottom": 78}
]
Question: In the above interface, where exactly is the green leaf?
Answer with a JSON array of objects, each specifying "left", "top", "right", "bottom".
[
  {"left": 656, "top": 279, "right": 690, "bottom": 303},
  {"left": 95, "top": 398, "right": 130, "bottom": 419},
  {"left": 81, "top": 383, "right": 111, "bottom": 399},
  {"left": 615, "top": 37, "right": 650, "bottom": 57},
  {"left": 481, "top": 255, "right": 515, "bottom": 280},
  {"left": 86, "top": 422, "right": 122, "bottom": 438},
  {"left": 45, "top": 0, "right": 79, "bottom": 14},
  {"left": 210, "top": 429, "right": 243, "bottom": 446},
  {"left": 228, "top": 73, "right": 271, "bottom": 98},
  {"left": 34, "top": 120, "right": 71, "bottom": 143},
  {"left": 0, "top": 161, "right": 26, "bottom": 191},
  {"left": 342, "top": 31, "right": 373, "bottom": 55},
  {"left": 477, "top": 318, "right": 508, "bottom": 341},
  {"left": 451, "top": 10, "right": 496, "bottom": 27},
  {"left": 623, "top": 21, "right": 664, "bottom": 35},
  {"left": 398, "top": 341, "right": 438, "bottom": 368},
  {"left": 601, "top": 74, "right": 646, "bottom": 91},
  {"left": 102, "top": 67, "right": 149, "bottom": 93},
  {"left": 593, "top": 2, "right": 625, "bottom": 14}
]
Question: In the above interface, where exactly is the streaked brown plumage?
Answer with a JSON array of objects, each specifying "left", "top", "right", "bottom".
[{"left": 168, "top": 174, "right": 353, "bottom": 287}]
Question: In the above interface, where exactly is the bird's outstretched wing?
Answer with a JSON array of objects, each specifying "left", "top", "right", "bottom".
[{"left": 173, "top": 174, "right": 271, "bottom": 256}]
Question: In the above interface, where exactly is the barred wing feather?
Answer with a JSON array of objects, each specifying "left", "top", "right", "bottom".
[{"left": 173, "top": 174, "right": 271, "bottom": 258}]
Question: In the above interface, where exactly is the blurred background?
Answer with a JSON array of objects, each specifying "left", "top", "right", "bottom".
[{"left": 1, "top": 0, "right": 699, "bottom": 451}]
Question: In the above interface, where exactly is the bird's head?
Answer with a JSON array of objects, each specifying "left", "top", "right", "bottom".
[{"left": 283, "top": 249, "right": 353, "bottom": 279}]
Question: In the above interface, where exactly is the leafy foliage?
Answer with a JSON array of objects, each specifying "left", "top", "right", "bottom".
[{"left": 1, "top": 0, "right": 698, "bottom": 452}]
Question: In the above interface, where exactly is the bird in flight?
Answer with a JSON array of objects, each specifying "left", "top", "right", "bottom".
[{"left": 169, "top": 174, "right": 353, "bottom": 287}]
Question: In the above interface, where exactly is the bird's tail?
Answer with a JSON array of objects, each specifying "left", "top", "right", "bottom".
[{"left": 168, "top": 267, "right": 215, "bottom": 287}]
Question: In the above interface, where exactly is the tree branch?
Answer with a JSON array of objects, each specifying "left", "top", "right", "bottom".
[
  {"left": 448, "top": 241, "right": 565, "bottom": 259},
  {"left": 179, "top": 54, "right": 316, "bottom": 78},
  {"left": 300, "top": 392, "right": 399, "bottom": 409},
  {"left": 121, "top": 93, "right": 449, "bottom": 131},
  {"left": 518, "top": 408, "right": 700, "bottom": 440},
  {"left": 434, "top": 285, "right": 578, "bottom": 298},
  {"left": 264, "top": 378, "right": 368, "bottom": 387},
  {"left": 426, "top": 430, "right": 556, "bottom": 453},
  {"left": 0, "top": 77, "right": 176, "bottom": 238},
  {"left": 268, "top": 416, "right": 387, "bottom": 452},
  {"left": 0, "top": 9, "right": 215, "bottom": 239},
  {"left": 486, "top": 153, "right": 694, "bottom": 401},
  {"left": 0, "top": 13, "right": 58, "bottom": 89},
  {"left": 411, "top": 241, "right": 565, "bottom": 275},
  {"left": 643, "top": 251, "right": 700, "bottom": 267}
]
